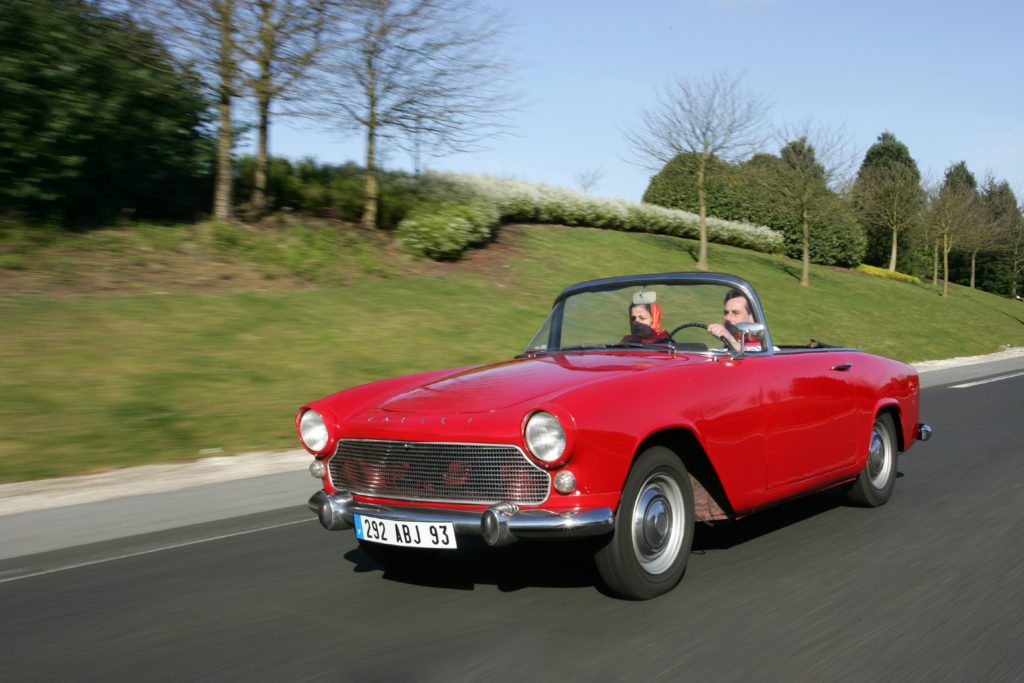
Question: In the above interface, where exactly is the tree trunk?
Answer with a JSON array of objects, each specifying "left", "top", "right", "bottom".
[
  {"left": 888, "top": 225, "right": 898, "bottom": 272},
  {"left": 696, "top": 154, "right": 708, "bottom": 270},
  {"left": 801, "top": 209, "right": 810, "bottom": 287},
  {"left": 361, "top": 126, "right": 378, "bottom": 228},
  {"left": 970, "top": 250, "right": 977, "bottom": 288},
  {"left": 250, "top": 1, "right": 271, "bottom": 217},
  {"left": 253, "top": 92, "right": 269, "bottom": 216},
  {"left": 213, "top": 90, "right": 233, "bottom": 221},
  {"left": 942, "top": 235, "right": 950, "bottom": 298},
  {"left": 212, "top": 0, "right": 235, "bottom": 222}
]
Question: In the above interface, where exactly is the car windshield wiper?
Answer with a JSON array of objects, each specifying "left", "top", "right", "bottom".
[
  {"left": 519, "top": 344, "right": 616, "bottom": 357},
  {"left": 520, "top": 343, "right": 677, "bottom": 358},
  {"left": 603, "top": 342, "right": 677, "bottom": 352}
]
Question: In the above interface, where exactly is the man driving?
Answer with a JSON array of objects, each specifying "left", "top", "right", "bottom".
[{"left": 708, "top": 288, "right": 758, "bottom": 352}]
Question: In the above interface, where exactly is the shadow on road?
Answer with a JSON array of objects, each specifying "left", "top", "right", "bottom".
[
  {"left": 693, "top": 485, "right": 849, "bottom": 551},
  {"left": 345, "top": 538, "right": 600, "bottom": 593},
  {"left": 338, "top": 477, "right": 897, "bottom": 595}
]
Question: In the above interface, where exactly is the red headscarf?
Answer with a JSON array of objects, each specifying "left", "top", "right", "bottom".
[
  {"left": 646, "top": 301, "right": 665, "bottom": 334},
  {"left": 624, "top": 302, "right": 668, "bottom": 343}
]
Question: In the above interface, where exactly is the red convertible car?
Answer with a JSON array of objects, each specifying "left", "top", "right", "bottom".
[{"left": 297, "top": 273, "right": 931, "bottom": 599}]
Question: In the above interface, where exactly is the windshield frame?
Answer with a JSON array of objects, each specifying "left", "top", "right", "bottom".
[{"left": 521, "top": 272, "right": 774, "bottom": 357}]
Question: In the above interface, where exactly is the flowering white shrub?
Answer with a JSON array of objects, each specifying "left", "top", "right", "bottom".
[{"left": 398, "top": 172, "right": 785, "bottom": 259}]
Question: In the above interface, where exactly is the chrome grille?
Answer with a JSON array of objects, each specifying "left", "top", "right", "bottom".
[{"left": 328, "top": 439, "right": 550, "bottom": 505}]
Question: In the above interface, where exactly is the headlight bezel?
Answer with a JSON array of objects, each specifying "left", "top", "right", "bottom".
[
  {"left": 297, "top": 408, "right": 331, "bottom": 455},
  {"left": 522, "top": 408, "right": 575, "bottom": 468}
]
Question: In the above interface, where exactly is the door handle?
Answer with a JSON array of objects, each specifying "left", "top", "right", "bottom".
[{"left": 831, "top": 362, "right": 853, "bottom": 372}]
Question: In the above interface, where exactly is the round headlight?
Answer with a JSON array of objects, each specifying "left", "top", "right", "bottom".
[
  {"left": 524, "top": 411, "right": 566, "bottom": 464},
  {"left": 299, "top": 409, "right": 329, "bottom": 453}
]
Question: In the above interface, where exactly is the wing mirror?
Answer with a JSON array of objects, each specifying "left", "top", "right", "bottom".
[{"left": 731, "top": 322, "right": 766, "bottom": 359}]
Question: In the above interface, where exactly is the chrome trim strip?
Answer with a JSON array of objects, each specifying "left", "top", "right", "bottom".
[{"left": 308, "top": 490, "right": 614, "bottom": 546}]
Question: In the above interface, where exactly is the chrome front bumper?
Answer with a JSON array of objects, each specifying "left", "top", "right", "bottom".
[{"left": 308, "top": 490, "right": 614, "bottom": 547}]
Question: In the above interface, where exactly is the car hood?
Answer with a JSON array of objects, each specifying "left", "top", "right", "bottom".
[{"left": 379, "top": 352, "right": 682, "bottom": 414}]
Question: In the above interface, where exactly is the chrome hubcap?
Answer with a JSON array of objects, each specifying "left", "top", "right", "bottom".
[
  {"left": 631, "top": 473, "right": 685, "bottom": 574},
  {"left": 868, "top": 423, "right": 892, "bottom": 489}
]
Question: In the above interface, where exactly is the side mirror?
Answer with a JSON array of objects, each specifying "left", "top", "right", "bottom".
[{"left": 731, "top": 322, "right": 766, "bottom": 359}]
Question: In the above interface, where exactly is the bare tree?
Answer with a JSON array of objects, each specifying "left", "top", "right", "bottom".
[
  {"left": 852, "top": 163, "right": 924, "bottom": 272},
  {"left": 574, "top": 167, "right": 605, "bottom": 195},
  {"left": 918, "top": 179, "right": 944, "bottom": 286},
  {"left": 959, "top": 175, "right": 1014, "bottom": 288},
  {"left": 972, "top": 176, "right": 1024, "bottom": 294},
  {"left": 128, "top": 0, "right": 240, "bottom": 221},
  {"left": 316, "top": 0, "right": 520, "bottom": 227},
  {"left": 625, "top": 71, "right": 770, "bottom": 270},
  {"left": 925, "top": 161, "right": 979, "bottom": 297},
  {"left": 1013, "top": 199, "right": 1024, "bottom": 299},
  {"left": 236, "top": 0, "right": 326, "bottom": 216},
  {"left": 764, "top": 138, "right": 829, "bottom": 287},
  {"left": 775, "top": 121, "right": 861, "bottom": 193},
  {"left": 763, "top": 123, "right": 861, "bottom": 286}
]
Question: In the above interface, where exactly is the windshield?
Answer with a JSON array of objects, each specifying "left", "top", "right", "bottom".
[{"left": 524, "top": 280, "right": 760, "bottom": 355}]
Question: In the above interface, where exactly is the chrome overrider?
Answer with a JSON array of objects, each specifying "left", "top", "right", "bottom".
[
  {"left": 917, "top": 423, "right": 932, "bottom": 442},
  {"left": 308, "top": 490, "right": 615, "bottom": 547}
]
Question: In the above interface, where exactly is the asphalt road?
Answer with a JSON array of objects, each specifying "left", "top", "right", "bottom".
[{"left": 2, "top": 358, "right": 1023, "bottom": 682}]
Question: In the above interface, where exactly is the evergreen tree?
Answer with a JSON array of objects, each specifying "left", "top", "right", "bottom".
[
  {"left": 851, "top": 132, "right": 925, "bottom": 272},
  {"left": 973, "top": 179, "right": 1024, "bottom": 295},
  {"left": 0, "top": 0, "right": 212, "bottom": 225}
]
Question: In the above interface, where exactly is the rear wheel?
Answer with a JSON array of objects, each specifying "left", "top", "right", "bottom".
[
  {"left": 847, "top": 413, "right": 898, "bottom": 507},
  {"left": 595, "top": 446, "right": 695, "bottom": 600}
]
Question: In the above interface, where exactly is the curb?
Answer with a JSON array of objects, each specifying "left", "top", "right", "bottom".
[{"left": 0, "top": 450, "right": 311, "bottom": 517}]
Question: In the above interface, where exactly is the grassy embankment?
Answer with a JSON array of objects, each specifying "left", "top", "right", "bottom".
[{"left": 1, "top": 222, "right": 1022, "bottom": 482}]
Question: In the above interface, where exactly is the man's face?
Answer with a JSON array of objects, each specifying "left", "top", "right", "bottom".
[
  {"left": 723, "top": 296, "right": 753, "bottom": 325},
  {"left": 630, "top": 305, "right": 654, "bottom": 338}
]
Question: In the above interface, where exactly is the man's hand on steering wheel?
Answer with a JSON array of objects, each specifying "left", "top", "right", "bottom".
[{"left": 707, "top": 322, "right": 741, "bottom": 351}]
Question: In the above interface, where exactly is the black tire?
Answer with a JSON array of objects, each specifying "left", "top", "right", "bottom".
[
  {"left": 847, "top": 413, "right": 898, "bottom": 507},
  {"left": 358, "top": 539, "right": 440, "bottom": 568},
  {"left": 594, "top": 446, "right": 695, "bottom": 600}
]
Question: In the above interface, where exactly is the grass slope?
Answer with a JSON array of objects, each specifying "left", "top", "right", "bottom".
[{"left": 1, "top": 223, "right": 1022, "bottom": 482}]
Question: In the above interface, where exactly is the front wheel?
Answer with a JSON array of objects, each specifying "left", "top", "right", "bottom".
[
  {"left": 594, "top": 446, "right": 695, "bottom": 600},
  {"left": 846, "top": 413, "right": 898, "bottom": 507}
]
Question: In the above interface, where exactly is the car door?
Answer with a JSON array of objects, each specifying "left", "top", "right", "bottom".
[{"left": 760, "top": 350, "right": 860, "bottom": 489}]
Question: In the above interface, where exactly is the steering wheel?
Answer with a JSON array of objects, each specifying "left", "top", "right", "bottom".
[{"left": 667, "top": 322, "right": 706, "bottom": 342}]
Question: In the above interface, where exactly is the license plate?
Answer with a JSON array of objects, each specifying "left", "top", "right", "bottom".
[{"left": 354, "top": 514, "right": 457, "bottom": 549}]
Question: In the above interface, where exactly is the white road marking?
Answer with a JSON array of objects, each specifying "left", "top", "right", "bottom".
[
  {"left": 950, "top": 370, "right": 1024, "bottom": 389},
  {"left": 0, "top": 517, "right": 313, "bottom": 584}
]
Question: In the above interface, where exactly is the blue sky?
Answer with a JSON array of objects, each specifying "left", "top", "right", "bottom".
[{"left": 265, "top": 0, "right": 1023, "bottom": 203}]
